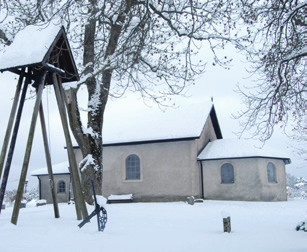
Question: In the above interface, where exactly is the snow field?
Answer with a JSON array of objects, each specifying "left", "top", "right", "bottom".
[{"left": 0, "top": 199, "right": 307, "bottom": 252}]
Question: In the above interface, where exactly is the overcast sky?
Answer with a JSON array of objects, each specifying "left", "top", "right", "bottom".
[{"left": 0, "top": 46, "right": 305, "bottom": 191}]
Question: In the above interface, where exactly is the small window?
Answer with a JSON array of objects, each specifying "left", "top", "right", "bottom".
[
  {"left": 221, "top": 163, "right": 234, "bottom": 184},
  {"left": 57, "top": 180, "right": 66, "bottom": 193},
  {"left": 267, "top": 162, "right": 276, "bottom": 183},
  {"left": 126, "top": 154, "right": 140, "bottom": 180}
]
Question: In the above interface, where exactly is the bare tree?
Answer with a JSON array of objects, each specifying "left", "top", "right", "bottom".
[
  {"left": 235, "top": 1, "right": 306, "bottom": 141},
  {"left": 0, "top": 0, "right": 253, "bottom": 203}
]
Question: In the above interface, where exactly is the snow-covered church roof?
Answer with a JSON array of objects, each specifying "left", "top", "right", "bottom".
[
  {"left": 198, "top": 139, "right": 291, "bottom": 163},
  {"left": 101, "top": 100, "right": 222, "bottom": 145},
  {"left": 31, "top": 161, "right": 69, "bottom": 176}
]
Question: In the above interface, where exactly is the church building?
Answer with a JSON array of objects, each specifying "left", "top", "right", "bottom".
[{"left": 32, "top": 101, "right": 290, "bottom": 203}]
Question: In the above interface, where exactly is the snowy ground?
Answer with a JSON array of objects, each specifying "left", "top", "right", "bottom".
[{"left": 1, "top": 199, "right": 307, "bottom": 252}]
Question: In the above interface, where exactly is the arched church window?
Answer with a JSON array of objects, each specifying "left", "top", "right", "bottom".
[
  {"left": 267, "top": 162, "right": 276, "bottom": 183},
  {"left": 221, "top": 163, "right": 234, "bottom": 184},
  {"left": 58, "top": 180, "right": 66, "bottom": 193},
  {"left": 126, "top": 154, "right": 140, "bottom": 180}
]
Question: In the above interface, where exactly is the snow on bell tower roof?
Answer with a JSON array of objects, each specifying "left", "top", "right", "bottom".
[{"left": 0, "top": 23, "right": 79, "bottom": 83}]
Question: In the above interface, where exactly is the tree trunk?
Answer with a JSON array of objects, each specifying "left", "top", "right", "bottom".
[
  {"left": 65, "top": 9, "right": 104, "bottom": 203},
  {"left": 65, "top": 70, "right": 111, "bottom": 204},
  {"left": 65, "top": 2, "right": 126, "bottom": 204}
]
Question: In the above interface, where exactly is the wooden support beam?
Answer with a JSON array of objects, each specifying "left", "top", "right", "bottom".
[
  {"left": 52, "top": 72, "right": 88, "bottom": 220},
  {"left": 39, "top": 101, "right": 60, "bottom": 218},
  {"left": 44, "top": 63, "right": 73, "bottom": 79},
  {"left": 8, "top": 69, "right": 35, "bottom": 81},
  {"left": 0, "top": 73, "right": 24, "bottom": 179},
  {"left": 0, "top": 74, "right": 29, "bottom": 213},
  {"left": 11, "top": 71, "right": 46, "bottom": 225},
  {"left": 52, "top": 73, "right": 81, "bottom": 220}
]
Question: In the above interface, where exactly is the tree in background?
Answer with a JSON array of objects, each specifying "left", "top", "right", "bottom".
[{"left": 235, "top": 1, "right": 306, "bottom": 141}]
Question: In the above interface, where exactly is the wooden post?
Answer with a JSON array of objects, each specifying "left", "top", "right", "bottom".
[
  {"left": 52, "top": 72, "right": 88, "bottom": 220},
  {"left": 0, "top": 74, "right": 29, "bottom": 213},
  {"left": 67, "top": 160, "right": 80, "bottom": 210},
  {"left": 56, "top": 77, "right": 80, "bottom": 210},
  {"left": 38, "top": 101, "right": 60, "bottom": 218},
  {"left": 0, "top": 73, "right": 23, "bottom": 179},
  {"left": 223, "top": 216, "right": 231, "bottom": 233},
  {"left": 11, "top": 72, "right": 46, "bottom": 225}
]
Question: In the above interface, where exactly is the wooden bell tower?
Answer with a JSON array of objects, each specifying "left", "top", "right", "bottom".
[{"left": 0, "top": 24, "right": 88, "bottom": 224}]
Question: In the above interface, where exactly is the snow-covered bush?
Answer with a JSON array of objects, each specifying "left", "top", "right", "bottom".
[
  {"left": 3, "top": 189, "right": 17, "bottom": 207},
  {"left": 23, "top": 188, "right": 39, "bottom": 201},
  {"left": 287, "top": 174, "right": 307, "bottom": 199},
  {"left": 3, "top": 188, "right": 39, "bottom": 207}
]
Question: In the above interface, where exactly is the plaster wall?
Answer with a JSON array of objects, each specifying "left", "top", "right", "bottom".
[
  {"left": 38, "top": 174, "right": 71, "bottom": 203},
  {"left": 100, "top": 140, "right": 197, "bottom": 201},
  {"left": 192, "top": 114, "right": 218, "bottom": 198},
  {"left": 195, "top": 115, "right": 218, "bottom": 151},
  {"left": 201, "top": 158, "right": 287, "bottom": 201},
  {"left": 75, "top": 140, "right": 201, "bottom": 201},
  {"left": 72, "top": 114, "right": 219, "bottom": 202}
]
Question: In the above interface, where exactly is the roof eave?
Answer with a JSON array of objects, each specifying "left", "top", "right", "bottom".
[
  {"left": 198, "top": 156, "right": 291, "bottom": 164},
  {"left": 31, "top": 172, "right": 70, "bottom": 176},
  {"left": 69, "top": 136, "right": 199, "bottom": 149}
]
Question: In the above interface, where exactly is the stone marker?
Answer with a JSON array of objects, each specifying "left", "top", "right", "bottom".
[
  {"left": 187, "top": 196, "right": 195, "bottom": 205},
  {"left": 223, "top": 216, "right": 231, "bottom": 233}
]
